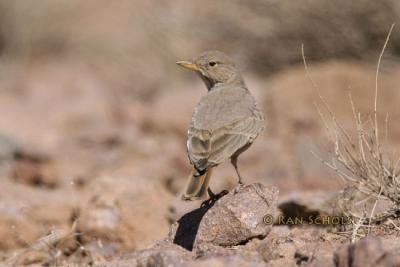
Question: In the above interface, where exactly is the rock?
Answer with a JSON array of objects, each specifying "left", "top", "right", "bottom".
[
  {"left": 189, "top": 254, "right": 267, "bottom": 267},
  {"left": 0, "top": 179, "right": 78, "bottom": 251},
  {"left": 103, "top": 240, "right": 267, "bottom": 267},
  {"left": 7, "top": 146, "right": 59, "bottom": 188},
  {"left": 0, "top": 134, "right": 19, "bottom": 161},
  {"left": 76, "top": 176, "right": 173, "bottom": 251},
  {"left": 10, "top": 156, "right": 59, "bottom": 188},
  {"left": 11, "top": 250, "right": 49, "bottom": 266},
  {"left": 171, "top": 183, "right": 279, "bottom": 250},
  {"left": 0, "top": 137, "right": 58, "bottom": 186},
  {"left": 134, "top": 244, "right": 191, "bottom": 267},
  {"left": 258, "top": 227, "right": 341, "bottom": 267},
  {"left": 336, "top": 187, "right": 395, "bottom": 222},
  {"left": 103, "top": 243, "right": 192, "bottom": 267},
  {"left": 334, "top": 236, "right": 400, "bottom": 267},
  {"left": 13, "top": 147, "right": 52, "bottom": 163},
  {"left": 81, "top": 241, "right": 118, "bottom": 263},
  {"left": 258, "top": 226, "right": 296, "bottom": 265},
  {"left": 7, "top": 227, "right": 79, "bottom": 266},
  {"left": 193, "top": 240, "right": 266, "bottom": 266}
]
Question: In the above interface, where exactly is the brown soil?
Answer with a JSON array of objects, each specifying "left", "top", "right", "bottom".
[{"left": 1, "top": 1, "right": 400, "bottom": 266}]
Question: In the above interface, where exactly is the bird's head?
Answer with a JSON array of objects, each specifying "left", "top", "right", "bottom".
[{"left": 177, "top": 51, "right": 243, "bottom": 90}]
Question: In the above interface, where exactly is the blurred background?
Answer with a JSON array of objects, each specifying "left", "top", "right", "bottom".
[{"left": 1, "top": 0, "right": 400, "bottom": 264}]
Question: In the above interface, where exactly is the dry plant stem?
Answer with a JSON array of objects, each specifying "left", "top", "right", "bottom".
[
  {"left": 374, "top": 24, "right": 395, "bottom": 150},
  {"left": 351, "top": 214, "right": 365, "bottom": 243},
  {"left": 388, "top": 219, "right": 400, "bottom": 231},
  {"left": 6, "top": 220, "right": 79, "bottom": 266},
  {"left": 301, "top": 24, "right": 400, "bottom": 229},
  {"left": 368, "top": 187, "right": 383, "bottom": 235}
]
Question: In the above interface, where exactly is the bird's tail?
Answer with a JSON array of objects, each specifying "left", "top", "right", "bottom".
[{"left": 182, "top": 168, "right": 213, "bottom": 201}]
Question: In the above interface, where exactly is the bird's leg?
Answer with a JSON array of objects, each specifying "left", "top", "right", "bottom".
[{"left": 231, "top": 156, "right": 244, "bottom": 186}]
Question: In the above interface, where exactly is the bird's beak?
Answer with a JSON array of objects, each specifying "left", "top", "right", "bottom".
[{"left": 176, "top": 61, "right": 200, "bottom": 72}]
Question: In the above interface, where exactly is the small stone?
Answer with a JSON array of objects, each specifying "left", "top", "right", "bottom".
[
  {"left": 0, "top": 134, "right": 19, "bottom": 161},
  {"left": 10, "top": 158, "right": 59, "bottom": 188},
  {"left": 334, "top": 236, "right": 400, "bottom": 267},
  {"left": 76, "top": 176, "right": 173, "bottom": 250},
  {"left": 105, "top": 243, "right": 192, "bottom": 267}
]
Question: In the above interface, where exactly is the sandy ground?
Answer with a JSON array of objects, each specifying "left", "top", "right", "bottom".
[
  {"left": 0, "top": 1, "right": 400, "bottom": 266},
  {"left": 0, "top": 58, "right": 399, "bottom": 266}
]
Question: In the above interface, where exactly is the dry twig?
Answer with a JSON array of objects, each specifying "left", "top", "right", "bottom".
[{"left": 302, "top": 24, "right": 399, "bottom": 233}]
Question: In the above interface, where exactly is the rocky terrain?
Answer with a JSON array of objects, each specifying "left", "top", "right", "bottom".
[{"left": 1, "top": 1, "right": 400, "bottom": 266}]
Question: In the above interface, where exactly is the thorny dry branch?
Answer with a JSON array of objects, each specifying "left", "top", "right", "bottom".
[{"left": 301, "top": 24, "right": 400, "bottom": 230}]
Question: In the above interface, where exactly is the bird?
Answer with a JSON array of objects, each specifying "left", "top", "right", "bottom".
[{"left": 176, "top": 51, "right": 265, "bottom": 201}]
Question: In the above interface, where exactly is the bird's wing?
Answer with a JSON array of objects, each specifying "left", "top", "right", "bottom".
[{"left": 187, "top": 116, "right": 264, "bottom": 171}]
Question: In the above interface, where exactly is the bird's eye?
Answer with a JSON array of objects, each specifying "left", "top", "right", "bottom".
[{"left": 209, "top": 61, "right": 217, "bottom": 67}]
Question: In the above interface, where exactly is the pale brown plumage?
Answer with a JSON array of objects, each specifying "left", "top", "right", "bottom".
[{"left": 177, "top": 51, "right": 264, "bottom": 200}]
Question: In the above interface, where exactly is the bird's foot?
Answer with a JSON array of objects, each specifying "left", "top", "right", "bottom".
[{"left": 234, "top": 182, "right": 245, "bottom": 194}]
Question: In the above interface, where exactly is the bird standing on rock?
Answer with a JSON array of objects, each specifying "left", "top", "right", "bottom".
[{"left": 177, "top": 51, "right": 265, "bottom": 201}]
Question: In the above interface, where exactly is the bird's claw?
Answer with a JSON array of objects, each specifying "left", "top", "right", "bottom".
[{"left": 234, "top": 182, "right": 245, "bottom": 194}]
